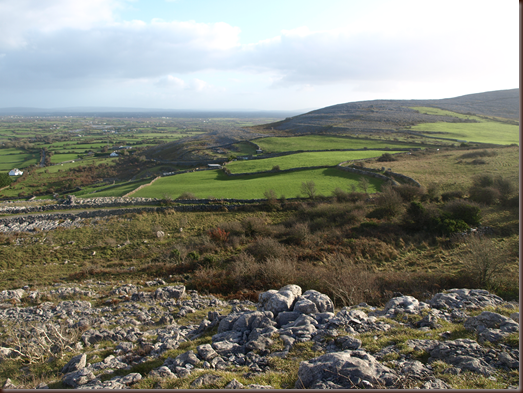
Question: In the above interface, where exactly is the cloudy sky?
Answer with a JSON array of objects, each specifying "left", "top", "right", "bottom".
[{"left": 0, "top": 0, "right": 518, "bottom": 111}]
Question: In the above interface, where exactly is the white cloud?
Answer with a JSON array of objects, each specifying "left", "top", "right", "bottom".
[
  {"left": 0, "top": 0, "right": 516, "bottom": 109},
  {"left": 0, "top": 0, "right": 118, "bottom": 49},
  {"left": 155, "top": 75, "right": 214, "bottom": 92}
]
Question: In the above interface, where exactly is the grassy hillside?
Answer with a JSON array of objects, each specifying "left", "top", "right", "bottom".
[
  {"left": 131, "top": 167, "right": 383, "bottom": 199},
  {"left": 364, "top": 145, "right": 519, "bottom": 192},
  {"left": 226, "top": 150, "right": 401, "bottom": 173},
  {"left": 410, "top": 107, "right": 519, "bottom": 145},
  {"left": 255, "top": 135, "right": 422, "bottom": 153}
]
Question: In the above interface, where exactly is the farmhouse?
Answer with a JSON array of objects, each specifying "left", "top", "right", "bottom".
[
  {"left": 256, "top": 149, "right": 263, "bottom": 154},
  {"left": 8, "top": 168, "right": 23, "bottom": 176},
  {"left": 207, "top": 164, "right": 222, "bottom": 169},
  {"left": 110, "top": 151, "right": 119, "bottom": 157}
]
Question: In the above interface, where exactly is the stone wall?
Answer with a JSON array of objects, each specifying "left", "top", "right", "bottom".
[{"left": 336, "top": 164, "right": 399, "bottom": 186}]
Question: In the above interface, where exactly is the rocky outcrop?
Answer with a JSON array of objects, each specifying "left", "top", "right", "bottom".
[{"left": 0, "top": 283, "right": 519, "bottom": 389}]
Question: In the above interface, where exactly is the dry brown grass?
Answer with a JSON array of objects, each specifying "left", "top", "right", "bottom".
[{"left": 365, "top": 146, "right": 519, "bottom": 192}]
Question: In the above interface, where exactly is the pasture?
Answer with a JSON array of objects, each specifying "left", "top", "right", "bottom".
[
  {"left": 49, "top": 153, "right": 81, "bottom": 164},
  {"left": 0, "top": 149, "right": 39, "bottom": 171},
  {"left": 130, "top": 167, "right": 383, "bottom": 200},
  {"left": 74, "top": 178, "right": 153, "bottom": 197},
  {"left": 410, "top": 107, "right": 519, "bottom": 145},
  {"left": 254, "top": 135, "right": 421, "bottom": 153},
  {"left": 364, "top": 145, "right": 519, "bottom": 192},
  {"left": 226, "top": 150, "right": 401, "bottom": 173}
]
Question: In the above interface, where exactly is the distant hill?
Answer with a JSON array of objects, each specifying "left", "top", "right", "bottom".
[{"left": 256, "top": 88, "right": 519, "bottom": 134}]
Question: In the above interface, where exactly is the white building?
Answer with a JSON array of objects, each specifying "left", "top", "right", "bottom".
[
  {"left": 9, "top": 168, "right": 23, "bottom": 176},
  {"left": 110, "top": 151, "right": 119, "bottom": 157}
]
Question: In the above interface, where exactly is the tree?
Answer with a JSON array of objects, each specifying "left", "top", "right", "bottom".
[
  {"left": 358, "top": 176, "right": 370, "bottom": 194},
  {"left": 462, "top": 236, "right": 509, "bottom": 288},
  {"left": 300, "top": 181, "right": 317, "bottom": 199},
  {"left": 0, "top": 173, "right": 12, "bottom": 188}
]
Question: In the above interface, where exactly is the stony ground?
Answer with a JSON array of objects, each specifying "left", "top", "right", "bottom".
[{"left": 0, "top": 282, "right": 519, "bottom": 389}]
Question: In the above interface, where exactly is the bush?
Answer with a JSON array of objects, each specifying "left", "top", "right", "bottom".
[
  {"left": 271, "top": 165, "right": 281, "bottom": 171},
  {"left": 425, "top": 182, "right": 440, "bottom": 202},
  {"left": 218, "top": 221, "right": 244, "bottom": 236},
  {"left": 246, "top": 237, "right": 286, "bottom": 261},
  {"left": 208, "top": 227, "right": 229, "bottom": 243},
  {"left": 461, "top": 236, "right": 510, "bottom": 288},
  {"left": 0, "top": 173, "right": 13, "bottom": 187},
  {"left": 263, "top": 189, "right": 280, "bottom": 211},
  {"left": 241, "top": 216, "right": 269, "bottom": 237},
  {"left": 471, "top": 159, "right": 486, "bottom": 165},
  {"left": 316, "top": 253, "right": 378, "bottom": 307},
  {"left": 176, "top": 192, "right": 197, "bottom": 200},
  {"left": 395, "top": 184, "right": 424, "bottom": 202},
  {"left": 472, "top": 174, "right": 495, "bottom": 188},
  {"left": 332, "top": 187, "right": 350, "bottom": 202},
  {"left": 441, "top": 190, "right": 464, "bottom": 202},
  {"left": 373, "top": 184, "right": 403, "bottom": 218},
  {"left": 442, "top": 199, "right": 481, "bottom": 226},
  {"left": 494, "top": 176, "right": 515, "bottom": 203},
  {"left": 468, "top": 186, "right": 500, "bottom": 205},
  {"left": 377, "top": 153, "right": 397, "bottom": 162},
  {"left": 460, "top": 149, "right": 497, "bottom": 159}
]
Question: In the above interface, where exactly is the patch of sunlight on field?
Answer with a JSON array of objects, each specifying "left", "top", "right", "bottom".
[
  {"left": 410, "top": 107, "right": 519, "bottom": 145},
  {"left": 132, "top": 167, "right": 384, "bottom": 199}
]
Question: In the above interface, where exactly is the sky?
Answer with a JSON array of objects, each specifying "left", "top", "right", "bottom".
[{"left": 0, "top": 0, "right": 518, "bottom": 111}]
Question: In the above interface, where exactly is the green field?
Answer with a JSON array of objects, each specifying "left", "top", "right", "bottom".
[
  {"left": 130, "top": 167, "right": 383, "bottom": 199},
  {"left": 410, "top": 107, "right": 519, "bottom": 145},
  {"left": 36, "top": 157, "right": 116, "bottom": 173},
  {"left": 226, "top": 150, "right": 401, "bottom": 174},
  {"left": 0, "top": 149, "right": 39, "bottom": 171},
  {"left": 255, "top": 135, "right": 421, "bottom": 153},
  {"left": 74, "top": 179, "right": 153, "bottom": 197},
  {"left": 50, "top": 153, "right": 80, "bottom": 164}
]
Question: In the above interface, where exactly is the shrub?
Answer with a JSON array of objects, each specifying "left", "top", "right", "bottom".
[
  {"left": 494, "top": 176, "right": 515, "bottom": 203},
  {"left": 187, "top": 251, "right": 200, "bottom": 261},
  {"left": 468, "top": 186, "right": 500, "bottom": 206},
  {"left": 241, "top": 216, "right": 269, "bottom": 237},
  {"left": 176, "top": 192, "right": 197, "bottom": 200},
  {"left": 332, "top": 187, "right": 350, "bottom": 202},
  {"left": 246, "top": 237, "right": 286, "bottom": 261},
  {"left": 395, "top": 184, "right": 424, "bottom": 202},
  {"left": 271, "top": 165, "right": 281, "bottom": 171},
  {"left": 317, "top": 253, "right": 379, "bottom": 306},
  {"left": 472, "top": 174, "right": 495, "bottom": 188},
  {"left": 286, "top": 222, "right": 311, "bottom": 245},
  {"left": 441, "top": 190, "right": 464, "bottom": 202},
  {"left": 377, "top": 153, "right": 397, "bottom": 162},
  {"left": 460, "top": 149, "right": 497, "bottom": 159},
  {"left": 461, "top": 236, "right": 510, "bottom": 288},
  {"left": 263, "top": 189, "right": 280, "bottom": 211},
  {"left": 0, "top": 173, "right": 12, "bottom": 187},
  {"left": 218, "top": 220, "right": 244, "bottom": 236},
  {"left": 442, "top": 199, "right": 481, "bottom": 226},
  {"left": 425, "top": 182, "right": 440, "bottom": 202},
  {"left": 208, "top": 227, "right": 230, "bottom": 243},
  {"left": 373, "top": 184, "right": 403, "bottom": 218},
  {"left": 471, "top": 159, "right": 486, "bottom": 165}
]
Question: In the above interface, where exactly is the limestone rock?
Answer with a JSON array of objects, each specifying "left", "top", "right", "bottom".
[{"left": 295, "top": 350, "right": 398, "bottom": 389}]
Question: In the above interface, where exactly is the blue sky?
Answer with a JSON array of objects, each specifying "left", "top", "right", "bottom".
[{"left": 0, "top": 0, "right": 518, "bottom": 111}]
